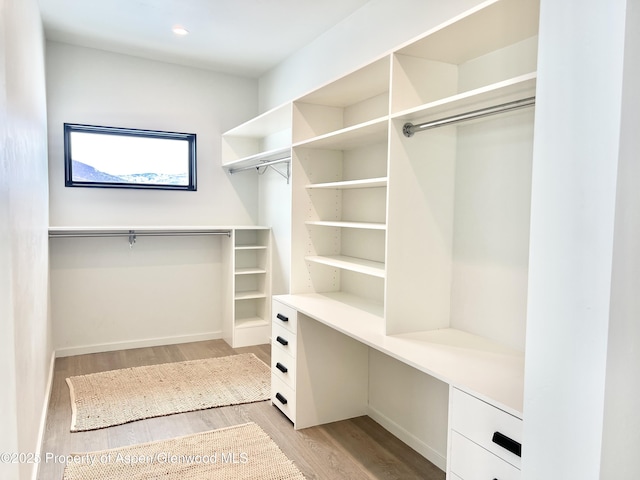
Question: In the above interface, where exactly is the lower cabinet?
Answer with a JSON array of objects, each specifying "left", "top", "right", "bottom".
[{"left": 448, "top": 388, "right": 523, "bottom": 480}]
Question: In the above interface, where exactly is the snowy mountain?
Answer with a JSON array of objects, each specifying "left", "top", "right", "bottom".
[{"left": 71, "top": 160, "right": 188, "bottom": 186}]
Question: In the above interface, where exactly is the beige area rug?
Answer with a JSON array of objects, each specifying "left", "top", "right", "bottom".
[
  {"left": 62, "top": 422, "right": 306, "bottom": 480},
  {"left": 66, "top": 353, "right": 271, "bottom": 432}
]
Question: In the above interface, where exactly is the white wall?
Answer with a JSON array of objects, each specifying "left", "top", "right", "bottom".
[
  {"left": 47, "top": 42, "right": 259, "bottom": 227},
  {"left": 46, "top": 43, "right": 260, "bottom": 354},
  {"left": 600, "top": 0, "right": 640, "bottom": 476},
  {"left": 522, "top": 0, "right": 636, "bottom": 478},
  {"left": 0, "top": 0, "right": 52, "bottom": 479}
]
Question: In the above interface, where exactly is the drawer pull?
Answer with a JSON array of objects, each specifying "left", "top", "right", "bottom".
[
  {"left": 276, "top": 313, "right": 289, "bottom": 322},
  {"left": 275, "top": 392, "right": 288, "bottom": 405},
  {"left": 276, "top": 362, "right": 288, "bottom": 373},
  {"left": 276, "top": 336, "right": 289, "bottom": 346},
  {"left": 492, "top": 431, "right": 521, "bottom": 457}
]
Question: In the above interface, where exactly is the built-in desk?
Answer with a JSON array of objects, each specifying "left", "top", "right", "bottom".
[{"left": 271, "top": 293, "right": 525, "bottom": 477}]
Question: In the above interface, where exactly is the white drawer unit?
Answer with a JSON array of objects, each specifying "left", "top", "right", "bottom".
[
  {"left": 271, "top": 375, "right": 296, "bottom": 423},
  {"left": 449, "top": 432, "right": 521, "bottom": 480},
  {"left": 449, "top": 388, "right": 522, "bottom": 479},
  {"left": 272, "top": 322, "right": 297, "bottom": 358},
  {"left": 272, "top": 300, "right": 297, "bottom": 334},
  {"left": 271, "top": 299, "right": 298, "bottom": 423},
  {"left": 271, "top": 345, "right": 296, "bottom": 389}
]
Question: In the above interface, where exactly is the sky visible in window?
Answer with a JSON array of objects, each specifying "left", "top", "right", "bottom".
[{"left": 70, "top": 132, "right": 189, "bottom": 175}]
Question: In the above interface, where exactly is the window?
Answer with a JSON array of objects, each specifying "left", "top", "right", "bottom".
[{"left": 64, "top": 123, "right": 197, "bottom": 191}]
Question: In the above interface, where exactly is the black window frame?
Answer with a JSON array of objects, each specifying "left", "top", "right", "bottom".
[{"left": 63, "top": 123, "right": 197, "bottom": 191}]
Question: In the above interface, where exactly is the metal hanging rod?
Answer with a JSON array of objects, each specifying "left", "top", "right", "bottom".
[
  {"left": 228, "top": 156, "right": 291, "bottom": 183},
  {"left": 403, "top": 96, "right": 536, "bottom": 137},
  {"left": 49, "top": 229, "right": 231, "bottom": 248}
]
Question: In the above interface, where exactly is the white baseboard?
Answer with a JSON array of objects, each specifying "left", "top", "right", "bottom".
[
  {"left": 367, "top": 406, "right": 447, "bottom": 472},
  {"left": 33, "top": 350, "right": 55, "bottom": 480},
  {"left": 55, "top": 331, "right": 223, "bottom": 358}
]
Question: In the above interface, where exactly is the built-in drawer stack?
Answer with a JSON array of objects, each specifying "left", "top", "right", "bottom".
[
  {"left": 448, "top": 388, "right": 522, "bottom": 480},
  {"left": 270, "top": 300, "right": 297, "bottom": 423}
]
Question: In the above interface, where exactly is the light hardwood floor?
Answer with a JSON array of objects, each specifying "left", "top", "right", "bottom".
[{"left": 38, "top": 339, "right": 445, "bottom": 480}]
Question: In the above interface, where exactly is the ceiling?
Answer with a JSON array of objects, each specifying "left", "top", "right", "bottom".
[{"left": 37, "top": 0, "right": 371, "bottom": 78}]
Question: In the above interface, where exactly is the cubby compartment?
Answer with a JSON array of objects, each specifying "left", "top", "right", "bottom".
[
  {"left": 386, "top": 104, "right": 534, "bottom": 350},
  {"left": 391, "top": 0, "right": 538, "bottom": 119},
  {"left": 293, "top": 56, "right": 390, "bottom": 144},
  {"left": 221, "top": 102, "right": 291, "bottom": 169}
]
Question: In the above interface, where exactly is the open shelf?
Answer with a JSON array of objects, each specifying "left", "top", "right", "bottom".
[
  {"left": 221, "top": 103, "right": 291, "bottom": 167},
  {"left": 235, "top": 267, "right": 267, "bottom": 275},
  {"left": 305, "top": 220, "right": 386, "bottom": 230},
  {"left": 306, "top": 177, "right": 388, "bottom": 190},
  {"left": 235, "top": 290, "right": 266, "bottom": 300},
  {"left": 222, "top": 146, "right": 290, "bottom": 171},
  {"left": 305, "top": 255, "right": 385, "bottom": 278},
  {"left": 293, "top": 117, "right": 388, "bottom": 150},
  {"left": 236, "top": 317, "right": 270, "bottom": 329},
  {"left": 235, "top": 245, "right": 268, "bottom": 251},
  {"left": 391, "top": 0, "right": 538, "bottom": 115},
  {"left": 392, "top": 72, "right": 536, "bottom": 123}
]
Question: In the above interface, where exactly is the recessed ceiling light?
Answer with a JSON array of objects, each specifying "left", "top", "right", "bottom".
[{"left": 172, "top": 25, "right": 189, "bottom": 36}]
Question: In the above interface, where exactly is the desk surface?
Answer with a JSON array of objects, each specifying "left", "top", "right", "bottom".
[{"left": 274, "top": 292, "right": 524, "bottom": 418}]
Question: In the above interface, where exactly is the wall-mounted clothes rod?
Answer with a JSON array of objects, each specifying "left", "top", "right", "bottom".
[
  {"left": 228, "top": 157, "right": 291, "bottom": 183},
  {"left": 403, "top": 96, "right": 536, "bottom": 137},
  {"left": 49, "top": 229, "right": 231, "bottom": 248}
]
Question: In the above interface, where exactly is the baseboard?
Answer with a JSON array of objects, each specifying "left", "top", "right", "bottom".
[
  {"left": 367, "top": 406, "right": 447, "bottom": 472},
  {"left": 55, "top": 331, "right": 223, "bottom": 358},
  {"left": 32, "top": 350, "right": 55, "bottom": 480}
]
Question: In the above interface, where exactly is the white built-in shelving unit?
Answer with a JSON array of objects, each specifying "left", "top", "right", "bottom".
[
  {"left": 225, "top": 0, "right": 539, "bottom": 476},
  {"left": 290, "top": 55, "right": 390, "bottom": 312},
  {"left": 222, "top": 227, "right": 272, "bottom": 348}
]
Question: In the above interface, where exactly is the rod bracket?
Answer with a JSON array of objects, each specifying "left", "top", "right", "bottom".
[
  {"left": 403, "top": 123, "right": 415, "bottom": 138},
  {"left": 128, "top": 230, "right": 136, "bottom": 248}
]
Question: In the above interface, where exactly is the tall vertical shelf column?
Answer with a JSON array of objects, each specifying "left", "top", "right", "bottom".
[
  {"left": 290, "top": 56, "right": 391, "bottom": 318},
  {"left": 220, "top": 102, "right": 290, "bottom": 349},
  {"left": 223, "top": 227, "right": 272, "bottom": 348},
  {"left": 386, "top": 0, "right": 538, "bottom": 346}
]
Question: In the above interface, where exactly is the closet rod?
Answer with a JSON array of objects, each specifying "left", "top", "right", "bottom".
[
  {"left": 48, "top": 231, "right": 231, "bottom": 238},
  {"left": 228, "top": 156, "right": 291, "bottom": 175},
  {"left": 49, "top": 229, "right": 231, "bottom": 248},
  {"left": 403, "top": 96, "right": 536, "bottom": 137}
]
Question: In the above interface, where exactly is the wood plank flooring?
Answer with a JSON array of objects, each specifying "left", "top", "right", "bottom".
[{"left": 38, "top": 340, "right": 445, "bottom": 480}]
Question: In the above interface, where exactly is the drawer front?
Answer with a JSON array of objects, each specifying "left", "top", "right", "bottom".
[
  {"left": 272, "top": 300, "right": 297, "bottom": 334},
  {"left": 271, "top": 375, "right": 296, "bottom": 423},
  {"left": 450, "top": 432, "right": 520, "bottom": 480},
  {"left": 272, "top": 322, "right": 297, "bottom": 358},
  {"left": 271, "top": 346, "right": 296, "bottom": 389},
  {"left": 451, "top": 388, "right": 522, "bottom": 467}
]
